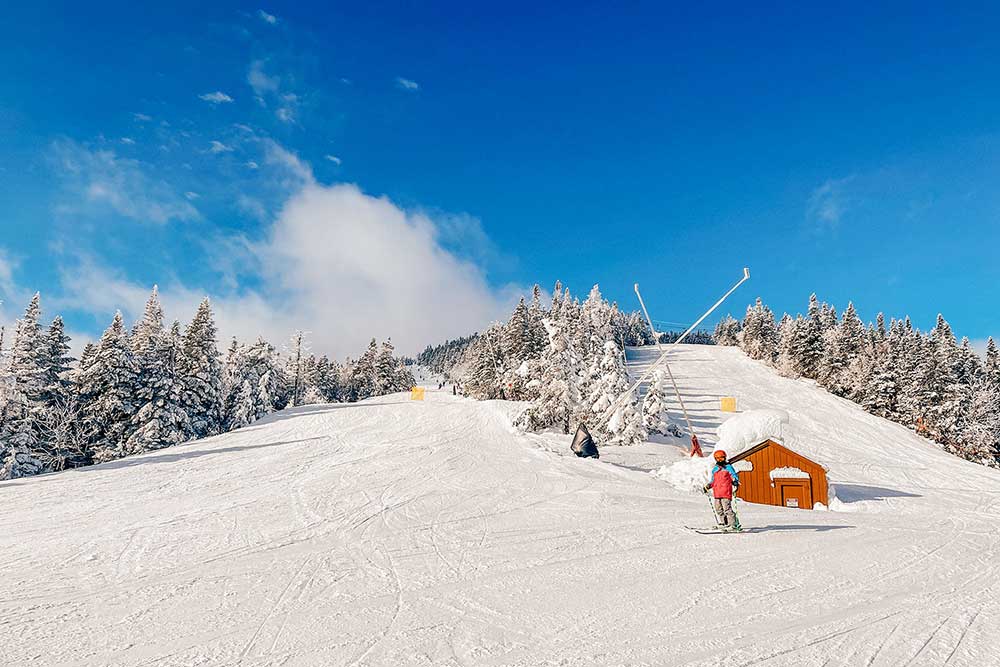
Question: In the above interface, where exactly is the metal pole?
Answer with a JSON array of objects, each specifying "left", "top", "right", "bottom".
[
  {"left": 597, "top": 268, "right": 750, "bottom": 424},
  {"left": 634, "top": 283, "right": 695, "bottom": 437}
]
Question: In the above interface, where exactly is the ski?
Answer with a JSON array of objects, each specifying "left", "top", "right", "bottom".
[{"left": 684, "top": 525, "right": 745, "bottom": 535}]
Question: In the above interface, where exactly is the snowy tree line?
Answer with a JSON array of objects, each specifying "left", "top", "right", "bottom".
[
  {"left": 715, "top": 295, "right": 1000, "bottom": 469},
  {"left": 657, "top": 329, "right": 715, "bottom": 345},
  {"left": 417, "top": 335, "right": 478, "bottom": 377},
  {"left": 0, "top": 289, "right": 414, "bottom": 480},
  {"left": 455, "top": 282, "right": 671, "bottom": 447}
]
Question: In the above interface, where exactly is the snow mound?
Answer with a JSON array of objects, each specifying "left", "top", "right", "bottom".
[
  {"left": 715, "top": 408, "right": 789, "bottom": 457},
  {"left": 653, "top": 456, "right": 714, "bottom": 493}
]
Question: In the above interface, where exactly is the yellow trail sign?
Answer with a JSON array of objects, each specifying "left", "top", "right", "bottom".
[
  {"left": 720, "top": 397, "right": 737, "bottom": 412},
  {"left": 410, "top": 387, "right": 425, "bottom": 401}
]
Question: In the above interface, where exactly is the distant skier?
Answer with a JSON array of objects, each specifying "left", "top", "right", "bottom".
[{"left": 703, "top": 449, "right": 741, "bottom": 531}]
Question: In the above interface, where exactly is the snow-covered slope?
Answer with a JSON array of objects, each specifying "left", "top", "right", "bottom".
[{"left": 1, "top": 346, "right": 998, "bottom": 666}]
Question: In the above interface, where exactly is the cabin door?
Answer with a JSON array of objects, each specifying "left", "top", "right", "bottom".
[{"left": 775, "top": 479, "right": 813, "bottom": 510}]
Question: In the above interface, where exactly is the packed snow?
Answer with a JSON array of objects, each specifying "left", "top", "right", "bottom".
[{"left": 1, "top": 345, "right": 998, "bottom": 666}]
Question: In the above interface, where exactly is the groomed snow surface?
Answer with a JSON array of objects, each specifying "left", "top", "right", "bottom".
[{"left": 2, "top": 345, "right": 999, "bottom": 666}]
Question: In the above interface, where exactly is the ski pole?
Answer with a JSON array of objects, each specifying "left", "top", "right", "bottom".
[{"left": 707, "top": 492, "right": 723, "bottom": 526}]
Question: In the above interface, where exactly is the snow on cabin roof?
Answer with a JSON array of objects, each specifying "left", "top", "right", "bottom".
[
  {"left": 715, "top": 408, "right": 830, "bottom": 471},
  {"left": 715, "top": 409, "right": 789, "bottom": 458}
]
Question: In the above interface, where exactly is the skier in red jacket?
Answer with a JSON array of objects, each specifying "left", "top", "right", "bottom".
[{"left": 703, "top": 449, "right": 741, "bottom": 531}]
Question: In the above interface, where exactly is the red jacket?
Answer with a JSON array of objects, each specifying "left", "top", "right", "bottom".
[{"left": 708, "top": 464, "right": 739, "bottom": 499}]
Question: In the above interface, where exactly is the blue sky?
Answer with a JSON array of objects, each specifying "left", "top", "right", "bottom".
[{"left": 2, "top": 2, "right": 999, "bottom": 356}]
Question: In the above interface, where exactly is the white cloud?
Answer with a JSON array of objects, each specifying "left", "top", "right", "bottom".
[
  {"left": 325, "top": 155, "right": 342, "bottom": 166},
  {"left": 120, "top": 137, "right": 135, "bottom": 145},
  {"left": 395, "top": 77, "right": 420, "bottom": 91},
  {"left": 185, "top": 191, "right": 200, "bottom": 200},
  {"left": 257, "top": 9, "right": 277, "bottom": 24},
  {"left": 247, "top": 61, "right": 280, "bottom": 97},
  {"left": 276, "top": 107, "right": 294, "bottom": 123},
  {"left": 50, "top": 139, "right": 199, "bottom": 225},
  {"left": 209, "top": 140, "right": 234, "bottom": 154},
  {"left": 808, "top": 176, "right": 854, "bottom": 228},
  {"left": 54, "top": 180, "right": 519, "bottom": 356},
  {"left": 236, "top": 194, "right": 269, "bottom": 221},
  {"left": 245, "top": 160, "right": 259, "bottom": 169},
  {"left": 199, "top": 91, "right": 234, "bottom": 104},
  {"left": 261, "top": 138, "right": 314, "bottom": 186},
  {"left": 133, "top": 113, "right": 152, "bottom": 122}
]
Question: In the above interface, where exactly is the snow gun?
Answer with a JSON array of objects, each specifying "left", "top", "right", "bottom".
[{"left": 573, "top": 267, "right": 750, "bottom": 456}]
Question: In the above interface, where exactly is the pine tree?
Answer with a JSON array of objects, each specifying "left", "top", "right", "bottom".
[
  {"left": 180, "top": 298, "right": 224, "bottom": 438},
  {"left": 373, "top": 339, "right": 402, "bottom": 395},
  {"left": 126, "top": 319, "right": 189, "bottom": 455},
  {"left": 38, "top": 317, "right": 81, "bottom": 470},
  {"left": 315, "top": 355, "right": 340, "bottom": 402},
  {"left": 0, "top": 294, "right": 51, "bottom": 478},
  {"left": 713, "top": 315, "right": 742, "bottom": 346},
  {"left": 526, "top": 284, "right": 548, "bottom": 358},
  {"left": 286, "top": 330, "right": 309, "bottom": 407},
  {"left": 465, "top": 325, "right": 507, "bottom": 400},
  {"left": 774, "top": 314, "right": 799, "bottom": 377},
  {"left": 228, "top": 379, "right": 257, "bottom": 430},
  {"left": 796, "top": 294, "right": 825, "bottom": 379},
  {"left": 79, "top": 312, "right": 138, "bottom": 463},
  {"left": 739, "top": 298, "right": 777, "bottom": 362},
  {"left": 350, "top": 338, "right": 379, "bottom": 401},
  {"left": 517, "top": 318, "right": 581, "bottom": 433},
  {"left": 986, "top": 338, "right": 1000, "bottom": 388},
  {"left": 641, "top": 369, "right": 669, "bottom": 434},
  {"left": 585, "top": 341, "right": 645, "bottom": 446},
  {"left": 223, "top": 337, "right": 281, "bottom": 428}
]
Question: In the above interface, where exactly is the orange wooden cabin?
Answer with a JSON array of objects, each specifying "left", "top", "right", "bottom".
[{"left": 729, "top": 439, "right": 828, "bottom": 510}]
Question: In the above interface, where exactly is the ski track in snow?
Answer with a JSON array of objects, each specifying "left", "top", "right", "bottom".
[{"left": 1, "top": 345, "right": 998, "bottom": 666}]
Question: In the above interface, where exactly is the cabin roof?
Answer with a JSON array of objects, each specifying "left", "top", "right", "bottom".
[{"left": 729, "top": 438, "right": 830, "bottom": 472}]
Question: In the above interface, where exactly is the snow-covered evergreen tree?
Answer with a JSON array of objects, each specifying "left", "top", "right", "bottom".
[
  {"left": 126, "top": 319, "right": 189, "bottom": 455},
  {"left": 223, "top": 337, "right": 282, "bottom": 428},
  {"left": 584, "top": 341, "right": 645, "bottom": 446},
  {"left": 517, "top": 318, "right": 581, "bottom": 433},
  {"left": 0, "top": 294, "right": 58, "bottom": 477},
  {"left": 180, "top": 298, "right": 224, "bottom": 438},
  {"left": 738, "top": 298, "right": 778, "bottom": 362},
  {"left": 641, "top": 369, "right": 669, "bottom": 434},
  {"left": 713, "top": 315, "right": 742, "bottom": 346},
  {"left": 774, "top": 314, "right": 800, "bottom": 377},
  {"left": 349, "top": 338, "right": 379, "bottom": 401},
  {"left": 78, "top": 312, "right": 138, "bottom": 463},
  {"left": 465, "top": 325, "right": 507, "bottom": 400}
]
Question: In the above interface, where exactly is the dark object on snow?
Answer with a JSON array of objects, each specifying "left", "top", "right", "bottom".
[{"left": 571, "top": 424, "right": 599, "bottom": 459}]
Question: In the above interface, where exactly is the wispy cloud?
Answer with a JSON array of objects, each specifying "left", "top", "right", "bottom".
[
  {"left": 325, "top": 155, "right": 342, "bottom": 166},
  {"left": 209, "top": 140, "right": 234, "bottom": 154},
  {"left": 50, "top": 139, "right": 199, "bottom": 225},
  {"left": 395, "top": 77, "right": 420, "bottom": 91},
  {"left": 120, "top": 137, "right": 135, "bottom": 145},
  {"left": 257, "top": 9, "right": 277, "bottom": 24},
  {"left": 132, "top": 113, "right": 152, "bottom": 122},
  {"left": 807, "top": 176, "right": 855, "bottom": 228},
  {"left": 245, "top": 160, "right": 259, "bottom": 170},
  {"left": 276, "top": 107, "right": 295, "bottom": 123},
  {"left": 185, "top": 191, "right": 200, "bottom": 200},
  {"left": 247, "top": 60, "right": 279, "bottom": 97},
  {"left": 199, "top": 91, "right": 234, "bottom": 104}
]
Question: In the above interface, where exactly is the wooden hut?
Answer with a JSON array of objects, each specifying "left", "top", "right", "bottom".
[{"left": 729, "top": 439, "right": 828, "bottom": 509}]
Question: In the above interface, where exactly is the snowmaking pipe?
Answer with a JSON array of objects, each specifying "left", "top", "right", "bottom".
[
  {"left": 634, "top": 282, "right": 696, "bottom": 438},
  {"left": 596, "top": 267, "right": 751, "bottom": 425}
]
